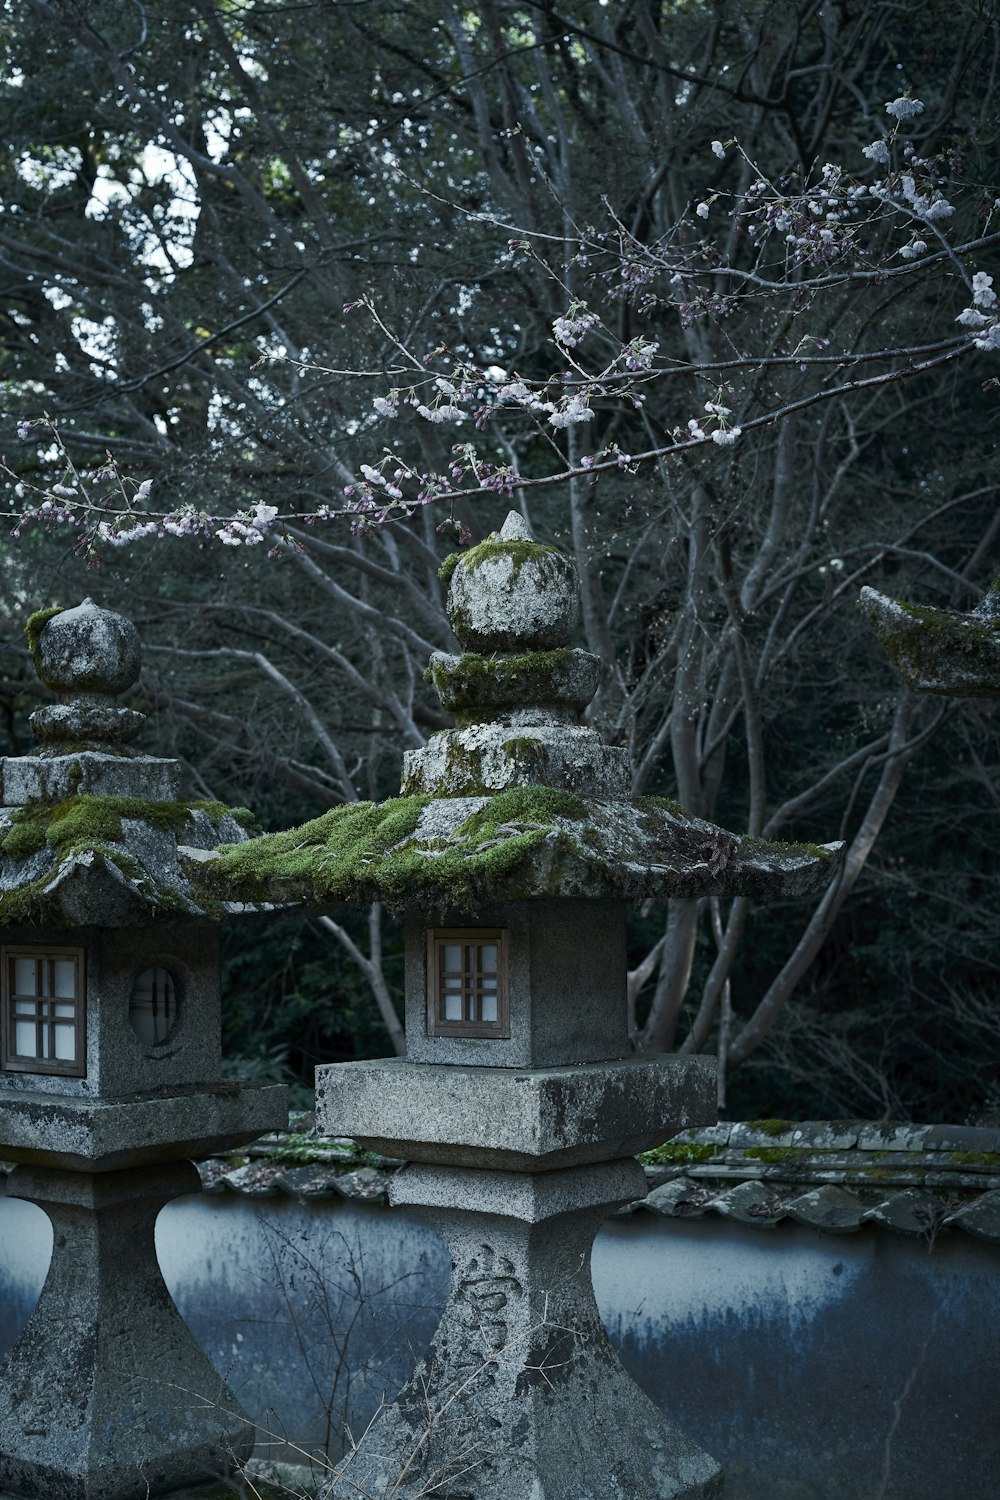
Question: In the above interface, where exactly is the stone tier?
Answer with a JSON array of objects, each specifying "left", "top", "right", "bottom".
[
  {"left": 401, "top": 723, "right": 630, "bottom": 798},
  {"left": 316, "top": 1054, "right": 716, "bottom": 1171},
  {"left": 1, "top": 751, "right": 182, "bottom": 804},
  {"left": 427, "top": 646, "right": 602, "bottom": 722},
  {"left": 0, "top": 1081, "right": 287, "bottom": 1171}
]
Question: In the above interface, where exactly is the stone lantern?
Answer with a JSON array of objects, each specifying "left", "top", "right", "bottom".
[
  {"left": 210, "top": 515, "right": 840, "bottom": 1500},
  {"left": 0, "top": 599, "right": 288, "bottom": 1499}
]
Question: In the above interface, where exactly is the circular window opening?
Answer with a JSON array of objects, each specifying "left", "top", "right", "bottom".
[{"left": 129, "top": 967, "right": 180, "bottom": 1047}]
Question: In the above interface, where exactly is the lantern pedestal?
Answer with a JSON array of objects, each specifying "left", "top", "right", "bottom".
[
  {"left": 322, "top": 1158, "right": 723, "bottom": 1500},
  {"left": 0, "top": 1161, "right": 252, "bottom": 1500}
]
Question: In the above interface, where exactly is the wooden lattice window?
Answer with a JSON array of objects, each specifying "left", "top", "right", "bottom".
[
  {"left": 427, "top": 929, "right": 509, "bottom": 1038},
  {"left": 1, "top": 947, "right": 86, "bottom": 1077}
]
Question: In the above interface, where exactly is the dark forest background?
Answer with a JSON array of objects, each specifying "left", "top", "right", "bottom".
[{"left": 1, "top": 0, "right": 998, "bottom": 1122}]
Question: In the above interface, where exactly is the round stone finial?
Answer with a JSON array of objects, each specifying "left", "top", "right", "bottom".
[
  {"left": 446, "top": 512, "right": 580, "bottom": 653},
  {"left": 33, "top": 598, "right": 141, "bottom": 697}
]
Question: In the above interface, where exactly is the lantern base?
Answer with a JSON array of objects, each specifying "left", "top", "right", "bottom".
[
  {"left": 0, "top": 1161, "right": 253, "bottom": 1500},
  {"left": 320, "top": 1159, "right": 723, "bottom": 1500}
]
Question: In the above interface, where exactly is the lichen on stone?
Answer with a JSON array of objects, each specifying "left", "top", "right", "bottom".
[
  {"left": 0, "top": 794, "right": 256, "bottom": 926},
  {"left": 859, "top": 585, "right": 1000, "bottom": 698},
  {"left": 206, "top": 783, "right": 840, "bottom": 912}
]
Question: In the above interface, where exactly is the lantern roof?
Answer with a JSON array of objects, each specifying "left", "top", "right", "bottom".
[
  {"left": 208, "top": 514, "right": 842, "bottom": 911},
  {"left": 0, "top": 599, "right": 265, "bottom": 927},
  {"left": 860, "top": 582, "right": 1000, "bottom": 698}
]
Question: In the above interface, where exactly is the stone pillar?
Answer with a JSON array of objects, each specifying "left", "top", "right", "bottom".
[
  {"left": 0, "top": 1161, "right": 252, "bottom": 1500},
  {"left": 324, "top": 1159, "right": 722, "bottom": 1500},
  {"left": 0, "top": 599, "right": 290, "bottom": 1499}
]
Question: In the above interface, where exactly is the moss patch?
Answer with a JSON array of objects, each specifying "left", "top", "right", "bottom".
[
  {"left": 457, "top": 536, "right": 560, "bottom": 578},
  {"left": 24, "top": 604, "right": 65, "bottom": 675},
  {"left": 745, "top": 1117, "right": 797, "bottom": 1137},
  {"left": 438, "top": 551, "right": 462, "bottom": 584},
  {"left": 431, "top": 648, "right": 580, "bottom": 717},
  {"left": 0, "top": 795, "right": 253, "bottom": 863},
  {"left": 212, "top": 786, "right": 590, "bottom": 910},
  {"left": 640, "top": 1141, "right": 720, "bottom": 1165}
]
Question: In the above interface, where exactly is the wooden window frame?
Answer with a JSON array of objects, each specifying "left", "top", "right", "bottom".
[
  {"left": 427, "top": 928, "right": 510, "bottom": 1039},
  {"left": 1, "top": 945, "right": 87, "bottom": 1078}
]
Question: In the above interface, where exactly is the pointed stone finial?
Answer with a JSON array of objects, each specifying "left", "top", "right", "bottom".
[
  {"left": 28, "top": 598, "right": 146, "bottom": 748},
  {"left": 446, "top": 514, "right": 579, "bottom": 653},
  {"left": 499, "top": 510, "right": 532, "bottom": 541}
]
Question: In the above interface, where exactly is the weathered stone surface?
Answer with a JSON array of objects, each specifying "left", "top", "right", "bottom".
[
  {"left": 32, "top": 598, "right": 141, "bottom": 697},
  {"left": 0, "top": 1080, "right": 287, "bottom": 1169},
  {"left": 446, "top": 511, "right": 580, "bottom": 653},
  {"left": 428, "top": 646, "right": 602, "bottom": 722},
  {"left": 403, "top": 899, "right": 629, "bottom": 1069},
  {"left": 0, "top": 800, "right": 259, "bottom": 927},
  {"left": 784, "top": 1185, "right": 865, "bottom": 1232},
  {"left": 0, "top": 1160, "right": 253, "bottom": 1500},
  {"left": 859, "top": 584, "right": 1000, "bottom": 698},
  {"left": 401, "top": 720, "right": 631, "bottom": 797},
  {"left": 859, "top": 1187, "right": 947, "bottom": 1236},
  {"left": 315, "top": 1053, "right": 716, "bottom": 1170},
  {"left": 1, "top": 751, "right": 182, "bottom": 804},
  {"left": 320, "top": 1159, "right": 723, "bottom": 1500},
  {"left": 209, "top": 785, "right": 842, "bottom": 911}
]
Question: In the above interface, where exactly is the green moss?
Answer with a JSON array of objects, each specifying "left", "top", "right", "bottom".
[
  {"left": 743, "top": 1146, "right": 791, "bottom": 1164},
  {"left": 212, "top": 785, "right": 590, "bottom": 909},
  {"left": 438, "top": 551, "right": 461, "bottom": 584},
  {"left": 945, "top": 1151, "right": 1000, "bottom": 1167},
  {"left": 636, "top": 794, "right": 686, "bottom": 819},
  {"left": 24, "top": 604, "right": 65, "bottom": 668},
  {"left": 640, "top": 1142, "right": 719, "bottom": 1165},
  {"left": 0, "top": 795, "right": 253, "bottom": 862},
  {"left": 457, "top": 536, "right": 560, "bottom": 578},
  {"left": 432, "top": 648, "right": 579, "bottom": 719},
  {"left": 745, "top": 1117, "right": 796, "bottom": 1137}
]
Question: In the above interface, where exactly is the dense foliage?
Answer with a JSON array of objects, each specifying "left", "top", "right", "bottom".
[{"left": 1, "top": 0, "right": 998, "bottom": 1120}]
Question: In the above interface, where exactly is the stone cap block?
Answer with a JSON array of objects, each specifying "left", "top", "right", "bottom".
[
  {"left": 1, "top": 752, "right": 182, "bottom": 805},
  {"left": 315, "top": 1053, "right": 716, "bottom": 1171},
  {"left": 389, "top": 1156, "right": 646, "bottom": 1222},
  {"left": 0, "top": 1081, "right": 287, "bottom": 1170}
]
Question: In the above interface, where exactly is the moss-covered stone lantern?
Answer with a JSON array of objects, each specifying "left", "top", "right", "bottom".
[
  {"left": 210, "top": 514, "right": 841, "bottom": 1500},
  {"left": 860, "top": 579, "right": 1000, "bottom": 698},
  {"left": 0, "top": 599, "right": 288, "bottom": 1499}
]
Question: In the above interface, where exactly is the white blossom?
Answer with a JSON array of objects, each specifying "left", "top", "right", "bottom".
[
  {"left": 972, "top": 272, "right": 997, "bottom": 309},
  {"left": 704, "top": 401, "right": 731, "bottom": 417},
  {"left": 711, "top": 140, "right": 725, "bottom": 159},
  {"left": 549, "top": 395, "right": 594, "bottom": 428},
  {"left": 16, "top": 421, "right": 33, "bottom": 441},
  {"left": 695, "top": 201, "right": 710, "bottom": 219},
  {"left": 372, "top": 395, "right": 398, "bottom": 418},
  {"left": 134, "top": 479, "right": 153, "bottom": 502},
  {"left": 687, "top": 418, "right": 706, "bottom": 440},
  {"left": 898, "top": 240, "right": 927, "bottom": 260},
  {"left": 956, "top": 308, "right": 989, "bottom": 327},
  {"left": 415, "top": 402, "right": 465, "bottom": 423},
  {"left": 919, "top": 196, "right": 954, "bottom": 222},
  {"left": 885, "top": 96, "right": 925, "bottom": 120},
  {"left": 51, "top": 484, "right": 77, "bottom": 498},
  {"left": 862, "top": 141, "right": 890, "bottom": 164},
  {"left": 552, "top": 308, "right": 598, "bottom": 346},
  {"left": 711, "top": 426, "right": 742, "bottom": 446},
  {"left": 973, "top": 323, "right": 1000, "bottom": 351},
  {"left": 360, "top": 464, "right": 384, "bottom": 484}
]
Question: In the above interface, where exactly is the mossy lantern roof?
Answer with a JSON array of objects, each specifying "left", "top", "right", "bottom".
[
  {"left": 0, "top": 599, "right": 263, "bottom": 927},
  {"left": 207, "top": 515, "right": 842, "bottom": 913},
  {"left": 860, "top": 582, "right": 1000, "bottom": 699}
]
